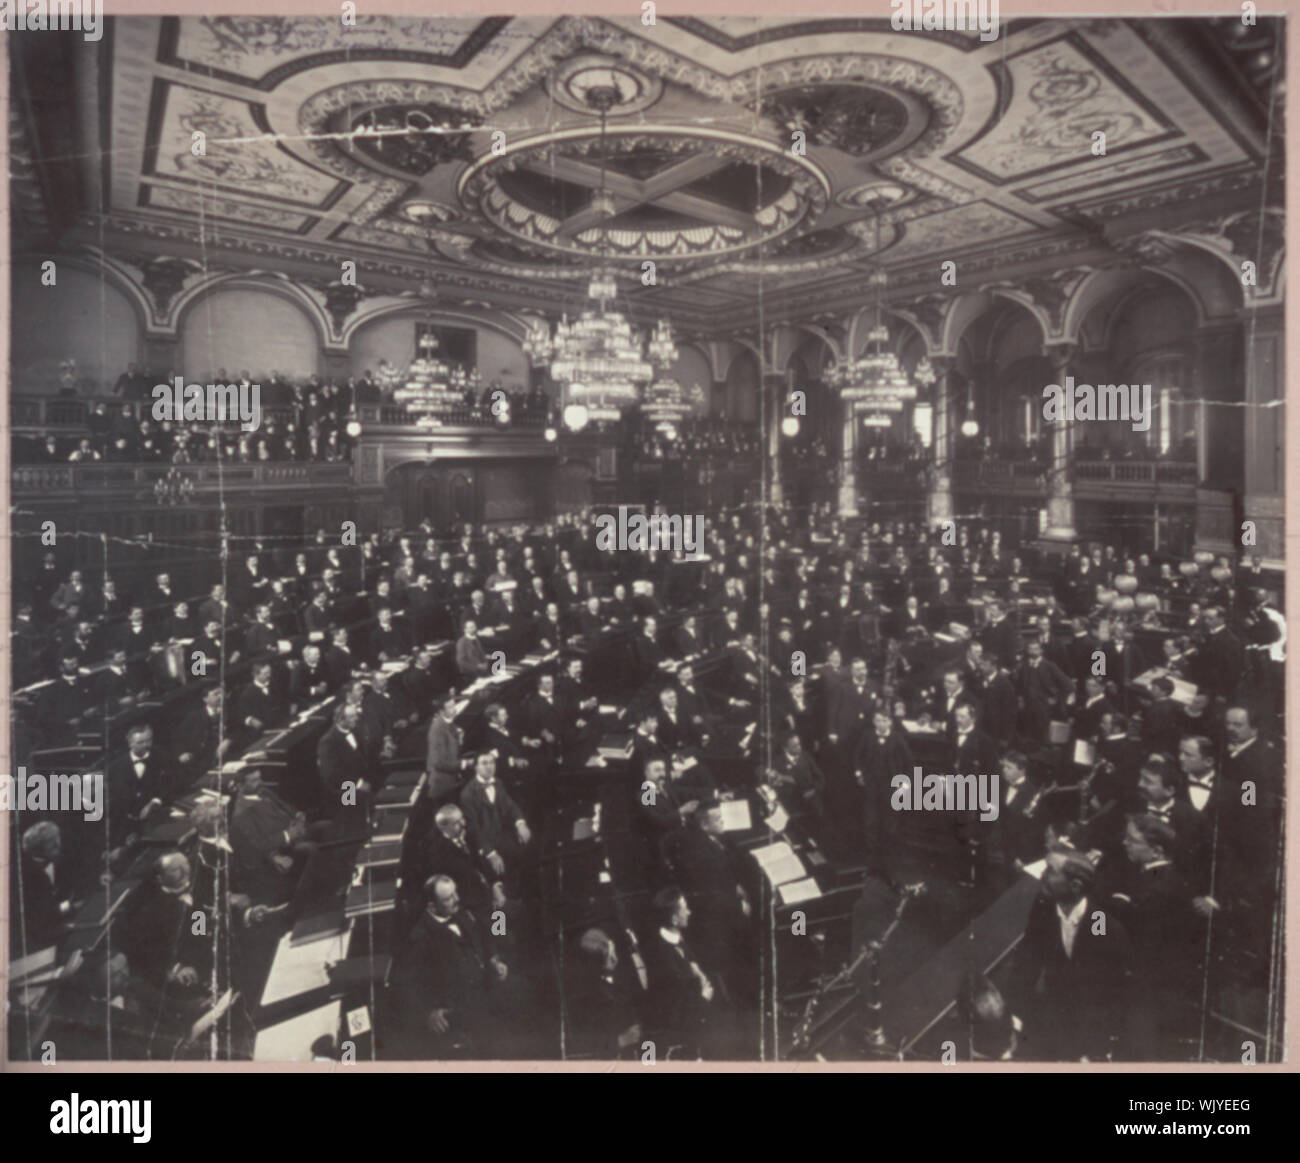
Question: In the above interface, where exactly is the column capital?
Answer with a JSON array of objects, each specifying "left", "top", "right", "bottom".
[{"left": 1043, "top": 342, "right": 1078, "bottom": 376}]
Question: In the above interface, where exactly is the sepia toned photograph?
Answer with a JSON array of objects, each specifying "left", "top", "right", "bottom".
[{"left": 2, "top": 6, "right": 1288, "bottom": 1072}]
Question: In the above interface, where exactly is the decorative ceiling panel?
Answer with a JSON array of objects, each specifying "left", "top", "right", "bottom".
[{"left": 12, "top": 14, "right": 1279, "bottom": 332}]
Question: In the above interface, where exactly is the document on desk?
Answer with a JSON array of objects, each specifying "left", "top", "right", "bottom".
[
  {"left": 717, "top": 799, "right": 752, "bottom": 832},
  {"left": 750, "top": 841, "right": 806, "bottom": 888},
  {"left": 260, "top": 926, "right": 352, "bottom": 1008},
  {"left": 778, "top": 877, "right": 822, "bottom": 906},
  {"left": 764, "top": 805, "right": 789, "bottom": 833},
  {"left": 253, "top": 1000, "right": 343, "bottom": 1062}
]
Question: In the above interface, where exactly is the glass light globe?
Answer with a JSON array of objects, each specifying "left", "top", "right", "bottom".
[
  {"left": 563, "top": 403, "right": 589, "bottom": 431},
  {"left": 961, "top": 417, "right": 979, "bottom": 438},
  {"left": 544, "top": 426, "right": 558, "bottom": 442},
  {"left": 781, "top": 416, "right": 800, "bottom": 438},
  {"left": 345, "top": 419, "right": 362, "bottom": 438}
]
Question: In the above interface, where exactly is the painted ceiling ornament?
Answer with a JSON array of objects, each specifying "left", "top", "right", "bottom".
[
  {"left": 759, "top": 83, "right": 914, "bottom": 157},
  {"left": 139, "top": 256, "right": 202, "bottom": 321},
  {"left": 349, "top": 104, "right": 481, "bottom": 176},
  {"left": 545, "top": 54, "right": 663, "bottom": 117}
]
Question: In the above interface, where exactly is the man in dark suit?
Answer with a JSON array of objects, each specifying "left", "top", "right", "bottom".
[
  {"left": 369, "top": 606, "right": 409, "bottom": 665},
  {"left": 631, "top": 616, "right": 664, "bottom": 687},
  {"left": 656, "top": 685, "right": 699, "bottom": 752},
  {"left": 642, "top": 887, "right": 721, "bottom": 1057},
  {"left": 1103, "top": 624, "right": 1149, "bottom": 712},
  {"left": 1141, "top": 677, "right": 1182, "bottom": 756},
  {"left": 1136, "top": 752, "right": 1207, "bottom": 884},
  {"left": 228, "top": 767, "right": 314, "bottom": 905},
  {"left": 672, "top": 613, "right": 705, "bottom": 659},
  {"left": 1011, "top": 847, "right": 1131, "bottom": 1060},
  {"left": 521, "top": 672, "right": 564, "bottom": 757},
  {"left": 426, "top": 693, "right": 469, "bottom": 800},
  {"left": 175, "top": 685, "right": 229, "bottom": 782},
  {"left": 289, "top": 643, "right": 331, "bottom": 709},
  {"left": 458, "top": 752, "right": 531, "bottom": 884},
  {"left": 979, "top": 601, "right": 1020, "bottom": 673},
  {"left": 324, "top": 627, "right": 357, "bottom": 692},
  {"left": 853, "top": 709, "right": 915, "bottom": 874},
  {"left": 237, "top": 660, "right": 287, "bottom": 737},
  {"left": 11, "top": 822, "right": 77, "bottom": 955},
  {"left": 243, "top": 604, "right": 280, "bottom": 660},
  {"left": 1015, "top": 638, "right": 1072, "bottom": 743},
  {"left": 1197, "top": 606, "right": 1245, "bottom": 705},
  {"left": 672, "top": 806, "right": 752, "bottom": 987},
  {"left": 316, "top": 702, "right": 371, "bottom": 835},
  {"left": 1110, "top": 813, "right": 1203, "bottom": 1060},
  {"left": 992, "top": 751, "right": 1046, "bottom": 873},
  {"left": 951, "top": 702, "right": 997, "bottom": 774},
  {"left": 105, "top": 723, "right": 171, "bottom": 850},
  {"left": 977, "top": 654, "right": 1018, "bottom": 747},
  {"left": 827, "top": 657, "right": 876, "bottom": 756},
  {"left": 388, "top": 875, "right": 506, "bottom": 1058},
  {"left": 534, "top": 601, "right": 568, "bottom": 652},
  {"left": 417, "top": 804, "right": 504, "bottom": 920},
  {"left": 1073, "top": 675, "right": 1115, "bottom": 741},
  {"left": 455, "top": 620, "right": 490, "bottom": 681}
]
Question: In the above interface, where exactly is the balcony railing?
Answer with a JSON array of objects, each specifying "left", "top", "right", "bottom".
[
  {"left": 356, "top": 404, "right": 546, "bottom": 429},
  {"left": 952, "top": 457, "right": 1197, "bottom": 493},
  {"left": 10, "top": 460, "right": 356, "bottom": 497},
  {"left": 1074, "top": 458, "right": 1199, "bottom": 485}
]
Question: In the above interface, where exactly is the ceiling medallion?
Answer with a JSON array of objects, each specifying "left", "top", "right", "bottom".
[
  {"left": 459, "top": 126, "right": 830, "bottom": 264},
  {"left": 759, "top": 82, "right": 929, "bottom": 160},
  {"left": 545, "top": 54, "right": 664, "bottom": 118},
  {"left": 836, "top": 181, "right": 910, "bottom": 210},
  {"left": 348, "top": 103, "right": 481, "bottom": 176}
]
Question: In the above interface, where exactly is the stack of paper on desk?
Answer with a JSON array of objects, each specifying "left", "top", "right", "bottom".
[
  {"left": 778, "top": 878, "right": 822, "bottom": 906},
  {"left": 750, "top": 841, "right": 806, "bottom": 888},
  {"left": 717, "top": 799, "right": 752, "bottom": 832}
]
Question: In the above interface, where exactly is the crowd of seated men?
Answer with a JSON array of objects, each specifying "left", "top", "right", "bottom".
[{"left": 8, "top": 497, "right": 1287, "bottom": 1061}]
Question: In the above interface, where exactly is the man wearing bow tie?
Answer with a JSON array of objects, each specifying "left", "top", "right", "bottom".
[
  {"left": 455, "top": 620, "right": 490, "bottom": 681},
  {"left": 388, "top": 875, "right": 507, "bottom": 1058},
  {"left": 105, "top": 724, "right": 170, "bottom": 847},
  {"left": 317, "top": 702, "right": 371, "bottom": 836},
  {"left": 459, "top": 752, "right": 531, "bottom": 888},
  {"left": 1135, "top": 753, "right": 1207, "bottom": 891},
  {"left": 1015, "top": 638, "right": 1072, "bottom": 743},
  {"left": 642, "top": 887, "right": 721, "bottom": 1058}
]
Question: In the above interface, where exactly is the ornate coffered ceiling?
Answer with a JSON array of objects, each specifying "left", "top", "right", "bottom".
[{"left": 10, "top": 14, "right": 1283, "bottom": 337}]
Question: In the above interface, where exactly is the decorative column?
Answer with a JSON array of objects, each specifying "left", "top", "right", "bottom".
[
  {"left": 1240, "top": 303, "right": 1284, "bottom": 562},
  {"left": 837, "top": 397, "right": 859, "bottom": 518},
  {"left": 1039, "top": 343, "right": 1078, "bottom": 547},
  {"left": 765, "top": 371, "right": 786, "bottom": 508},
  {"left": 927, "top": 355, "right": 955, "bottom": 529}
]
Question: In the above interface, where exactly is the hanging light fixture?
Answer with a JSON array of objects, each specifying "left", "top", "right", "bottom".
[
  {"left": 525, "top": 84, "right": 673, "bottom": 429},
  {"left": 394, "top": 222, "right": 476, "bottom": 420},
  {"left": 960, "top": 384, "right": 980, "bottom": 438},
  {"left": 827, "top": 202, "right": 920, "bottom": 415},
  {"left": 642, "top": 377, "right": 692, "bottom": 431}
]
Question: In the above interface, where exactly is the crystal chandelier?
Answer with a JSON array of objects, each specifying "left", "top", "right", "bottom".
[
  {"left": 646, "top": 318, "right": 678, "bottom": 368},
  {"left": 642, "top": 377, "right": 692, "bottom": 431},
  {"left": 827, "top": 207, "right": 919, "bottom": 416},
  {"left": 523, "top": 83, "right": 675, "bottom": 428},
  {"left": 154, "top": 466, "right": 195, "bottom": 506},
  {"left": 393, "top": 328, "right": 469, "bottom": 420}
]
